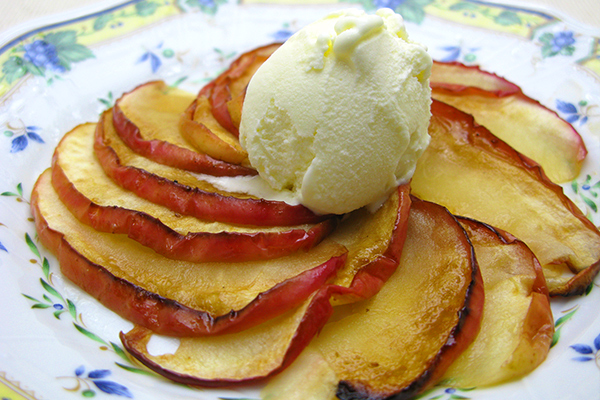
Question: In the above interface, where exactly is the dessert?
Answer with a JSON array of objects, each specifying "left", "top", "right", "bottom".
[
  {"left": 239, "top": 8, "right": 432, "bottom": 215},
  {"left": 26, "top": 6, "right": 600, "bottom": 400}
]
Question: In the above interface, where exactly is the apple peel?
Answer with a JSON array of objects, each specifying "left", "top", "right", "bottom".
[
  {"left": 209, "top": 43, "right": 281, "bottom": 135},
  {"left": 441, "top": 217, "right": 554, "bottom": 387},
  {"left": 120, "top": 289, "right": 333, "bottom": 387},
  {"left": 179, "top": 86, "right": 250, "bottom": 165},
  {"left": 52, "top": 123, "right": 336, "bottom": 262},
  {"left": 113, "top": 80, "right": 255, "bottom": 176},
  {"left": 411, "top": 100, "right": 600, "bottom": 296},
  {"left": 32, "top": 169, "right": 349, "bottom": 336},
  {"left": 430, "top": 61, "right": 586, "bottom": 183},
  {"left": 431, "top": 61, "right": 521, "bottom": 96},
  {"left": 95, "top": 109, "right": 327, "bottom": 226}
]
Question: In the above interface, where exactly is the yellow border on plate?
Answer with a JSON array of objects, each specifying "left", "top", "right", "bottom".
[
  {"left": 243, "top": 0, "right": 557, "bottom": 38},
  {"left": 423, "top": 0, "right": 555, "bottom": 38},
  {"left": 0, "top": 1, "right": 181, "bottom": 98},
  {"left": 1, "top": 0, "right": 599, "bottom": 100},
  {"left": 0, "top": 372, "right": 38, "bottom": 400}
]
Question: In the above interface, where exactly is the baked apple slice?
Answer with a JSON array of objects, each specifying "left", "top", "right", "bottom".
[
  {"left": 32, "top": 169, "right": 348, "bottom": 336},
  {"left": 179, "top": 84, "right": 250, "bottom": 165},
  {"left": 33, "top": 169, "right": 409, "bottom": 337},
  {"left": 430, "top": 61, "right": 586, "bottom": 183},
  {"left": 52, "top": 123, "right": 336, "bottom": 262},
  {"left": 441, "top": 217, "right": 554, "bottom": 387},
  {"left": 120, "top": 290, "right": 332, "bottom": 387},
  {"left": 119, "top": 187, "right": 412, "bottom": 387},
  {"left": 431, "top": 61, "right": 520, "bottom": 95},
  {"left": 96, "top": 109, "right": 326, "bottom": 226},
  {"left": 113, "top": 80, "right": 255, "bottom": 176},
  {"left": 262, "top": 197, "right": 484, "bottom": 400},
  {"left": 209, "top": 43, "right": 281, "bottom": 135},
  {"left": 411, "top": 100, "right": 600, "bottom": 296}
]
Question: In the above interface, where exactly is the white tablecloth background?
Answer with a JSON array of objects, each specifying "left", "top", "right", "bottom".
[{"left": 1, "top": 0, "right": 599, "bottom": 35}]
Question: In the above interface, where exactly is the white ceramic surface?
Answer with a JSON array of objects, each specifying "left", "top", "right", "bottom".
[{"left": 1, "top": 1, "right": 600, "bottom": 399}]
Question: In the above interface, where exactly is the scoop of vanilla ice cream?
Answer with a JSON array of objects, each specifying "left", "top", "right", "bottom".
[{"left": 239, "top": 8, "right": 432, "bottom": 215}]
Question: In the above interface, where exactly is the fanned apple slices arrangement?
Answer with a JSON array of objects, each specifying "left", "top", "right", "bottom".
[{"left": 30, "top": 42, "right": 600, "bottom": 400}]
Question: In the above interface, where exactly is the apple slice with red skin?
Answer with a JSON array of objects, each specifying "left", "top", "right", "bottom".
[
  {"left": 261, "top": 197, "right": 484, "bottom": 400},
  {"left": 120, "top": 290, "right": 334, "bottom": 387},
  {"left": 441, "top": 217, "right": 554, "bottom": 387},
  {"left": 33, "top": 169, "right": 410, "bottom": 337},
  {"left": 52, "top": 123, "right": 336, "bottom": 262},
  {"left": 112, "top": 80, "right": 255, "bottom": 176},
  {"left": 179, "top": 83, "right": 251, "bottom": 165},
  {"left": 431, "top": 61, "right": 521, "bottom": 95},
  {"left": 209, "top": 43, "right": 281, "bottom": 135},
  {"left": 119, "top": 186, "right": 413, "bottom": 387},
  {"left": 411, "top": 100, "right": 600, "bottom": 296},
  {"left": 178, "top": 44, "right": 281, "bottom": 159},
  {"left": 96, "top": 109, "right": 327, "bottom": 226},
  {"left": 430, "top": 61, "right": 586, "bottom": 183},
  {"left": 31, "top": 169, "right": 348, "bottom": 337},
  {"left": 197, "top": 45, "right": 585, "bottom": 185}
]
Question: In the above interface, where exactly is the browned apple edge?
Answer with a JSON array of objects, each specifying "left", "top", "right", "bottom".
[
  {"left": 119, "top": 184, "right": 412, "bottom": 386},
  {"left": 335, "top": 197, "right": 485, "bottom": 400},
  {"left": 95, "top": 110, "right": 329, "bottom": 227},
  {"left": 112, "top": 81, "right": 256, "bottom": 177},
  {"left": 51, "top": 128, "right": 337, "bottom": 263}
]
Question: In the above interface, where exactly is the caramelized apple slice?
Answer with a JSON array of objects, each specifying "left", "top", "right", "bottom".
[
  {"left": 33, "top": 167, "right": 409, "bottom": 337},
  {"left": 411, "top": 100, "right": 600, "bottom": 296},
  {"left": 52, "top": 123, "right": 335, "bottom": 262},
  {"left": 119, "top": 187, "right": 412, "bottom": 387},
  {"left": 441, "top": 217, "right": 554, "bottom": 387},
  {"left": 32, "top": 169, "right": 347, "bottom": 336},
  {"left": 120, "top": 291, "right": 332, "bottom": 387},
  {"left": 262, "top": 198, "right": 484, "bottom": 400},
  {"left": 431, "top": 61, "right": 520, "bottom": 95},
  {"left": 113, "top": 80, "right": 255, "bottom": 176},
  {"left": 326, "top": 188, "right": 409, "bottom": 305},
  {"left": 209, "top": 43, "right": 281, "bottom": 135},
  {"left": 430, "top": 61, "right": 586, "bottom": 183},
  {"left": 96, "top": 109, "right": 326, "bottom": 226},
  {"left": 179, "top": 86, "right": 250, "bottom": 164}
]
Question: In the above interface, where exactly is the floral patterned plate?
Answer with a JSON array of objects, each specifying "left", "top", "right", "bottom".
[{"left": 1, "top": 0, "right": 600, "bottom": 399}]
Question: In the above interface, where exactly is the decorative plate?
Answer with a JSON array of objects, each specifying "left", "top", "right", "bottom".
[{"left": 1, "top": 0, "right": 599, "bottom": 399}]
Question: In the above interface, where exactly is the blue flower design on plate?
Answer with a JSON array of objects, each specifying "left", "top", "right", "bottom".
[
  {"left": 374, "top": 0, "right": 407, "bottom": 8},
  {"left": 556, "top": 99, "right": 599, "bottom": 126},
  {"left": 425, "top": 386, "right": 475, "bottom": 399},
  {"left": 23, "top": 40, "right": 66, "bottom": 73},
  {"left": 1, "top": 31, "right": 94, "bottom": 85},
  {"left": 272, "top": 28, "right": 295, "bottom": 42},
  {"left": 570, "top": 332, "right": 600, "bottom": 368},
  {"left": 572, "top": 174, "right": 600, "bottom": 216},
  {"left": 438, "top": 45, "right": 480, "bottom": 63},
  {"left": 539, "top": 30, "right": 576, "bottom": 58},
  {"left": 551, "top": 31, "right": 575, "bottom": 52},
  {"left": 4, "top": 124, "right": 44, "bottom": 153},
  {"left": 350, "top": 0, "right": 434, "bottom": 24},
  {"left": 60, "top": 366, "right": 133, "bottom": 398},
  {"left": 137, "top": 42, "right": 175, "bottom": 73},
  {"left": 184, "top": 0, "right": 227, "bottom": 15}
]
